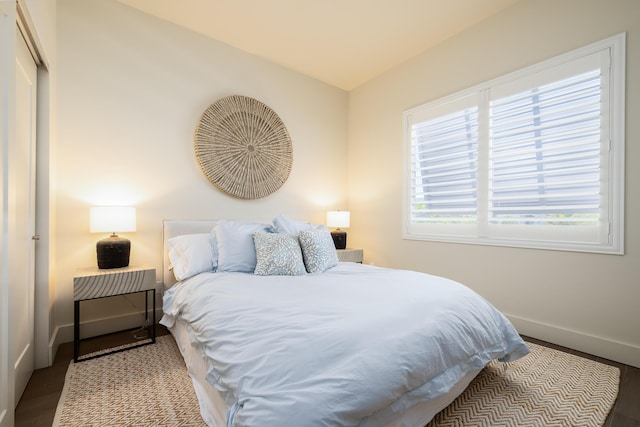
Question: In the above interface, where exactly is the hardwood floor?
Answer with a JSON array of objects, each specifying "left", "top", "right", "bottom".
[{"left": 15, "top": 331, "right": 640, "bottom": 427}]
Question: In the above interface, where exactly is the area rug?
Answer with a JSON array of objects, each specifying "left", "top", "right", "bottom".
[
  {"left": 428, "top": 342, "right": 620, "bottom": 427},
  {"left": 53, "top": 335, "right": 206, "bottom": 426},
  {"left": 53, "top": 336, "right": 620, "bottom": 427}
]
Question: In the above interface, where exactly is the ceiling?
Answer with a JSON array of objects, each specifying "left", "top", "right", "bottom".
[{"left": 117, "top": 0, "right": 520, "bottom": 90}]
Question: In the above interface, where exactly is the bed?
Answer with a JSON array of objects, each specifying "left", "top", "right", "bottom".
[{"left": 160, "top": 218, "right": 529, "bottom": 427}]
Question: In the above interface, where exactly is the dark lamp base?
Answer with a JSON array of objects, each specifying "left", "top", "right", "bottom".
[
  {"left": 96, "top": 235, "right": 131, "bottom": 269},
  {"left": 331, "top": 231, "right": 347, "bottom": 250}
]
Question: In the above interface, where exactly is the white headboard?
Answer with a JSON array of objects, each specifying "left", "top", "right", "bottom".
[{"left": 162, "top": 219, "right": 217, "bottom": 287}]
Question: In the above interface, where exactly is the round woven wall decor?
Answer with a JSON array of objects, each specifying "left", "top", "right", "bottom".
[{"left": 194, "top": 95, "right": 293, "bottom": 199}]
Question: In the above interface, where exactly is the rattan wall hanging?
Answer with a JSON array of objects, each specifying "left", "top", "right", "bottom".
[{"left": 194, "top": 95, "right": 293, "bottom": 199}]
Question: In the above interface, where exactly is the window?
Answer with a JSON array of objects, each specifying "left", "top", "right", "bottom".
[{"left": 403, "top": 34, "right": 625, "bottom": 254}]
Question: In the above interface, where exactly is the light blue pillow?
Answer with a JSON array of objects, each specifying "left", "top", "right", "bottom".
[
  {"left": 298, "top": 225, "right": 339, "bottom": 274},
  {"left": 215, "top": 220, "right": 271, "bottom": 273},
  {"left": 253, "top": 232, "right": 306, "bottom": 276},
  {"left": 272, "top": 214, "right": 316, "bottom": 234}
]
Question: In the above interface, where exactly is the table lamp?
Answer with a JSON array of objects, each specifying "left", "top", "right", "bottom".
[
  {"left": 90, "top": 206, "right": 136, "bottom": 269},
  {"left": 326, "top": 210, "right": 350, "bottom": 250}
]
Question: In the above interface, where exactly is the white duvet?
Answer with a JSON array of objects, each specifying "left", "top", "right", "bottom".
[{"left": 161, "top": 263, "right": 529, "bottom": 427}]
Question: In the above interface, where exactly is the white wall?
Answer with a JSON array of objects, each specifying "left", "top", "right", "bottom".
[
  {"left": 348, "top": 0, "right": 640, "bottom": 367},
  {"left": 56, "top": 0, "right": 348, "bottom": 343}
]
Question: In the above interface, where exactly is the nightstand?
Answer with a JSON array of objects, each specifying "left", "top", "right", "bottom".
[
  {"left": 73, "top": 264, "right": 157, "bottom": 362},
  {"left": 337, "top": 248, "right": 363, "bottom": 263}
]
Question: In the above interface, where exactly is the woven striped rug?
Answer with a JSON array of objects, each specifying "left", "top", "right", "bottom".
[
  {"left": 53, "top": 335, "right": 206, "bottom": 427},
  {"left": 53, "top": 335, "right": 619, "bottom": 427}
]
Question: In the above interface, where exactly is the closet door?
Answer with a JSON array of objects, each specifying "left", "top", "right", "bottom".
[
  {"left": 10, "top": 26, "right": 38, "bottom": 407},
  {"left": 0, "top": 4, "right": 15, "bottom": 425}
]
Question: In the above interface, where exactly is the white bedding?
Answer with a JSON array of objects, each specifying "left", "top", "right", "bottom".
[{"left": 161, "top": 262, "right": 529, "bottom": 427}]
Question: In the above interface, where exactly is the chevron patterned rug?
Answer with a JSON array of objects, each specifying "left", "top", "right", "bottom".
[
  {"left": 428, "top": 342, "right": 620, "bottom": 427},
  {"left": 53, "top": 335, "right": 619, "bottom": 427}
]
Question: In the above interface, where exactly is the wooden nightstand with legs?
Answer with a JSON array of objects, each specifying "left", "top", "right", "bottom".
[{"left": 73, "top": 264, "right": 157, "bottom": 362}]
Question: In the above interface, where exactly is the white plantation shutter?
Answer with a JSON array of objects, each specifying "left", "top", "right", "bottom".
[
  {"left": 405, "top": 94, "right": 480, "bottom": 238},
  {"left": 488, "top": 65, "right": 604, "bottom": 226},
  {"left": 410, "top": 106, "right": 478, "bottom": 223},
  {"left": 403, "top": 34, "right": 625, "bottom": 253}
]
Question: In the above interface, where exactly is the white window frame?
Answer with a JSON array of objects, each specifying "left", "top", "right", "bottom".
[{"left": 403, "top": 33, "right": 625, "bottom": 254}]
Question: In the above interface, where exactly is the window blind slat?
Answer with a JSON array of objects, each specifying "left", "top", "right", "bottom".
[
  {"left": 491, "top": 110, "right": 601, "bottom": 142},
  {"left": 492, "top": 80, "right": 600, "bottom": 118},
  {"left": 491, "top": 69, "right": 600, "bottom": 106}
]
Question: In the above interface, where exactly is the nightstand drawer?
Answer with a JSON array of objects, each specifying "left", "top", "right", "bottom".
[
  {"left": 337, "top": 248, "right": 363, "bottom": 263},
  {"left": 74, "top": 264, "right": 155, "bottom": 301}
]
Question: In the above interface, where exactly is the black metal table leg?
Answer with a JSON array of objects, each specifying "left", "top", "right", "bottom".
[
  {"left": 151, "top": 289, "right": 156, "bottom": 343},
  {"left": 74, "top": 300, "right": 80, "bottom": 362}
]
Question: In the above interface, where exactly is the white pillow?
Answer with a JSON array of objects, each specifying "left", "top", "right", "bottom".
[
  {"left": 298, "top": 225, "right": 339, "bottom": 274},
  {"left": 168, "top": 232, "right": 217, "bottom": 281},
  {"left": 215, "top": 220, "right": 272, "bottom": 273},
  {"left": 272, "top": 214, "right": 316, "bottom": 234},
  {"left": 253, "top": 232, "right": 306, "bottom": 276}
]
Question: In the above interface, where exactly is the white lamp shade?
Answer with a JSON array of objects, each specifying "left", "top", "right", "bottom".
[
  {"left": 326, "top": 211, "right": 350, "bottom": 229},
  {"left": 90, "top": 206, "right": 136, "bottom": 233}
]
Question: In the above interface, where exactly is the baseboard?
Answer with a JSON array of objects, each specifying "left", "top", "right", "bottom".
[
  {"left": 507, "top": 314, "right": 640, "bottom": 368},
  {"left": 49, "top": 325, "right": 67, "bottom": 367}
]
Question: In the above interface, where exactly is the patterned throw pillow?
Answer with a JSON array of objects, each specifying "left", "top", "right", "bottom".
[
  {"left": 298, "top": 226, "right": 339, "bottom": 274},
  {"left": 253, "top": 232, "right": 307, "bottom": 276}
]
